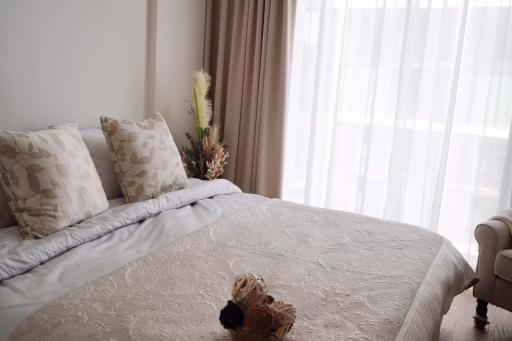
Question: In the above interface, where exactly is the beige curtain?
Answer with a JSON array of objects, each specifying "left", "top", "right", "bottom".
[{"left": 203, "top": 0, "right": 295, "bottom": 198}]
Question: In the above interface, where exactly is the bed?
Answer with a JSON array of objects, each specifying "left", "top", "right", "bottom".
[{"left": 0, "top": 178, "right": 476, "bottom": 341}]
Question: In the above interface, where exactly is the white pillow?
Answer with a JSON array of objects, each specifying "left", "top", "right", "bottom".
[{"left": 80, "top": 128, "right": 124, "bottom": 200}]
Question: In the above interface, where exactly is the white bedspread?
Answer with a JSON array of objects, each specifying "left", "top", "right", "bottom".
[
  {"left": 6, "top": 192, "right": 476, "bottom": 341},
  {"left": 0, "top": 180, "right": 266, "bottom": 340}
]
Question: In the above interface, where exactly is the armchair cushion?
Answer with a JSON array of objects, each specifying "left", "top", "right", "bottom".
[{"left": 495, "top": 249, "right": 512, "bottom": 283}]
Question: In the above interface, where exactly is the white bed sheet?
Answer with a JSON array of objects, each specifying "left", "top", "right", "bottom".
[{"left": 0, "top": 191, "right": 266, "bottom": 340}]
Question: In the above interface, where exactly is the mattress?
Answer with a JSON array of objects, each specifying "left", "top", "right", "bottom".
[{"left": 0, "top": 180, "right": 476, "bottom": 340}]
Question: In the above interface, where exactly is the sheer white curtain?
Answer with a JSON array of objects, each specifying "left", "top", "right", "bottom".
[{"left": 283, "top": 0, "right": 512, "bottom": 261}]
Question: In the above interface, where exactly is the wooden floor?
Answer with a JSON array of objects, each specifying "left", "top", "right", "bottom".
[{"left": 440, "top": 290, "right": 512, "bottom": 341}]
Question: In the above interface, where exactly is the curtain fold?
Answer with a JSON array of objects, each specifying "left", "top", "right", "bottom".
[
  {"left": 204, "top": 0, "right": 295, "bottom": 197},
  {"left": 284, "top": 0, "right": 512, "bottom": 261}
]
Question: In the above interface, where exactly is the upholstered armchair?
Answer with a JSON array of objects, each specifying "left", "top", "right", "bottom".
[{"left": 473, "top": 209, "right": 512, "bottom": 329}]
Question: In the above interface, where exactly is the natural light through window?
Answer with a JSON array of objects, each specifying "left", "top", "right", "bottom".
[{"left": 283, "top": 0, "right": 512, "bottom": 263}]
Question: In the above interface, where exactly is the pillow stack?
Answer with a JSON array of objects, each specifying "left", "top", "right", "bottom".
[{"left": 0, "top": 114, "right": 187, "bottom": 239}]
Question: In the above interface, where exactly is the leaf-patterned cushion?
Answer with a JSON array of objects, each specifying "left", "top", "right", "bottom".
[
  {"left": 0, "top": 124, "right": 109, "bottom": 239},
  {"left": 100, "top": 114, "right": 187, "bottom": 203}
]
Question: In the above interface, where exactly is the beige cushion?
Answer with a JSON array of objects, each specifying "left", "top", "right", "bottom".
[
  {"left": 0, "top": 124, "right": 109, "bottom": 239},
  {"left": 100, "top": 114, "right": 187, "bottom": 203},
  {"left": 495, "top": 277, "right": 512, "bottom": 311},
  {"left": 495, "top": 249, "right": 512, "bottom": 282},
  {"left": 81, "top": 128, "right": 123, "bottom": 200}
]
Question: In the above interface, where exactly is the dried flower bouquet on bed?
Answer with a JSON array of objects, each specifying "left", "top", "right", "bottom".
[
  {"left": 180, "top": 70, "right": 229, "bottom": 180},
  {"left": 219, "top": 273, "right": 296, "bottom": 341}
]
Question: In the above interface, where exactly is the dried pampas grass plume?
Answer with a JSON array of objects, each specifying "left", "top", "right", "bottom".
[
  {"left": 181, "top": 70, "right": 229, "bottom": 180},
  {"left": 193, "top": 70, "right": 212, "bottom": 130}
]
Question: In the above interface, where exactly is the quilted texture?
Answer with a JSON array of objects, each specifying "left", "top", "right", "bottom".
[
  {"left": 0, "top": 124, "right": 109, "bottom": 239},
  {"left": 100, "top": 114, "right": 187, "bottom": 203},
  {"left": 10, "top": 201, "right": 476, "bottom": 341}
]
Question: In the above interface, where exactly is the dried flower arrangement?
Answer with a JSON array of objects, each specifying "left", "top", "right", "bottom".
[
  {"left": 219, "top": 273, "right": 296, "bottom": 341},
  {"left": 180, "top": 70, "right": 229, "bottom": 180}
]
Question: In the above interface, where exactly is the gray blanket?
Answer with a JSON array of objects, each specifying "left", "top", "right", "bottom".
[{"left": 0, "top": 179, "right": 240, "bottom": 282}]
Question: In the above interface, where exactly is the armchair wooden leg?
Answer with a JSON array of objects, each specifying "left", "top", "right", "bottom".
[{"left": 474, "top": 299, "right": 489, "bottom": 330}]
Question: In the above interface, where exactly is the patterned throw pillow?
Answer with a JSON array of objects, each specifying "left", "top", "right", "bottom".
[
  {"left": 0, "top": 124, "right": 109, "bottom": 239},
  {"left": 100, "top": 114, "right": 187, "bottom": 203}
]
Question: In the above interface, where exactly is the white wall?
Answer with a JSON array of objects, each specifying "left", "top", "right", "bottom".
[
  {"left": 0, "top": 0, "right": 206, "bottom": 147},
  {"left": 155, "top": 0, "right": 205, "bottom": 147},
  {"left": 0, "top": 0, "right": 147, "bottom": 129}
]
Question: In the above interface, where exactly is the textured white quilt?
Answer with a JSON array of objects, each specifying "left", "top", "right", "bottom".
[
  {"left": 9, "top": 199, "right": 476, "bottom": 341},
  {"left": 0, "top": 180, "right": 265, "bottom": 340}
]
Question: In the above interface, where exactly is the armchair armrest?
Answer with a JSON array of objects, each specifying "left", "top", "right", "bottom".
[{"left": 473, "top": 215, "right": 512, "bottom": 303}]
